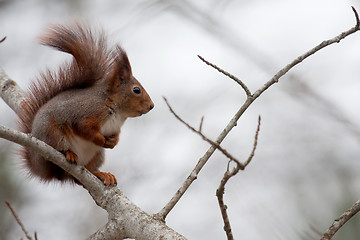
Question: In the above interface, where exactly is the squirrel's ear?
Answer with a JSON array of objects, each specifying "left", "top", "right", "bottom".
[{"left": 115, "top": 46, "right": 132, "bottom": 81}]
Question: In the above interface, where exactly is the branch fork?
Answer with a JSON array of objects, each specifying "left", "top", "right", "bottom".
[{"left": 159, "top": 6, "right": 360, "bottom": 239}]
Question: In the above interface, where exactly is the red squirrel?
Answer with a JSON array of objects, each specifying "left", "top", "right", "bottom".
[{"left": 18, "top": 23, "right": 154, "bottom": 185}]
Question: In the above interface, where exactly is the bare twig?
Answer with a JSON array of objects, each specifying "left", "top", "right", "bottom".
[
  {"left": 5, "top": 201, "right": 33, "bottom": 240},
  {"left": 158, "top": 1, "right": 360, "bottom": 143},
  {"left": 320, "top": 200, "right": 360, "bottom": 240},
  {"left": 197, "top": 55, "right": 252, "bottom": 97},
  {"left": 157, "top": 7, "right": 360, "bottom": 221},
  {"left": 199, "top": 116, "right": 204, "bottom": 132},
  {"left": 352, "top": 6, "right": 360, "bottom": 29},
  {"left": 253, "top": 7, "right": 360, "bottom": 99},
  {"left": 244, "top": 115, "right": 261, "bottom": 167},
  {"left": 163, "top": 97, "right": 244, "bottom": 168},
  {"left": 216, "top": 115, "right": 261, "bottom": 240},
  {"left": 0, "top": 36, "right": 6, "bottom": 43}
]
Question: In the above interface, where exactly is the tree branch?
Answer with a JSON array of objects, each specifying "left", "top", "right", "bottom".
[
  {"left": 0, "top": 36, "right": 6, "bottom": 43},
  {"left": 197, "top": 55, "right": 251, "bottom": 97},
  {"left": 0, "top": 71, "right": 186, "bottom": 240},
  {"left": 216, "top": 116, "right": 261, "bottom": 240},
  {"left": 163, "top": 97, "right": 244, "bottom": 168},
  {"left": 252, "top": 6, "right": 360, "bottom": 100},
  {"left": 161, "top": 100, "right": 262, "bottom": 239},
  {"left": 157, "top": 7, "right": 360, "bottom": 221},
  {"left": 0, "top": 67, "right": 26, "bottom": 115},
  {"left": 161, "top": 98, "right": 261, "bottom": 239},
  {"left": 1, "top": 6, "right": 359, "bottom": 239},
  {"left": 320, "top": 200, "right": 360, "bottom": 240},
  {"left": 5, "top": 201, "right": 34, "bottom": 240}
]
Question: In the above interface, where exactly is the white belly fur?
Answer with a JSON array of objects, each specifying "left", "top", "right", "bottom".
[
  {"left": 69, "top": 112, "right": 126, "bottom": 166},
  {"left": 70, "top": 136, "right": 100, "bottom": 166},
  {"left": 100, "top": 112, "right": 126, "bottom": 136}
]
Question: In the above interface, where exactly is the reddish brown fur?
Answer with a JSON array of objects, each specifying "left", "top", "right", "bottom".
[
  {"left": 85, "top": 151, "right": 103, "bottom": 172},
  {"left": 18, "top": 23, "right": 154, "bottom": 185},
  {"left": 103, "top": 132, "right": 120, "bottom": 149},
  {"left": 72, "top": 116, "right": 106, "bottom": 146}
]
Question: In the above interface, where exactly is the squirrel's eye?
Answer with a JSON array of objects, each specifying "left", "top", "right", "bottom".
[{"left": 133, "top": 87, "right": 141, "bottom": 94}]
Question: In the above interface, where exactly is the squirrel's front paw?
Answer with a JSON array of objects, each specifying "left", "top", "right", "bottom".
[
  {"left": 64, "top": 150, "right": 78, "bottom": 164},
  {"left": 92, "top": 171, "right": 117, "bottom": 186},
  {"left": 103, "top": 134, "right": 119, "bottom": 149}
]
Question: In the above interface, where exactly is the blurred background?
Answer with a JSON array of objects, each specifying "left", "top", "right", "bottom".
[{"left": 1, "top": 0, "right": 360, "bottom": 239}]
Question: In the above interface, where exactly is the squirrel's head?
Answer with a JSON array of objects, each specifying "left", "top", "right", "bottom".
[{"left": 106, "top": 46, "right": 154, "bottom": 118}]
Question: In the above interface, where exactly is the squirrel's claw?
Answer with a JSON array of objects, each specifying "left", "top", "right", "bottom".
[
  {"left": 92, "top": 171, "right": 117, "bottom": 186},
  {"left": 103, "top": 134, "right": 119, "bottom": 149},
  {"left": 65, "top": 150, "right": 78, "bottom": 164}
]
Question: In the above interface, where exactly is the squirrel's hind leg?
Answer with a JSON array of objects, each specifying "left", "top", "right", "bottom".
[
  {"left": 85, "top": 150, "right": 117, "bottom": 186},
  {"left": 29, "top": 116, "right": 74, "bottom": 182}
]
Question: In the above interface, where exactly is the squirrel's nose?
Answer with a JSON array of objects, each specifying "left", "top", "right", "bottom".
[{"left": 149, "top": 102, "right": 154, "bottom": 111}]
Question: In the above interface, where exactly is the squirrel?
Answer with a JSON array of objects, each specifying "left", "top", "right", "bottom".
[{"left": 18, "top": 23, "right": 154, "bottom": 186}]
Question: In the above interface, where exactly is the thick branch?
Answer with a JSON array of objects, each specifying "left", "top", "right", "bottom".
[
  {"left": 0, "top": 71, "right": 185, "bottom": 239},
  {"left": 0, "top": 122, "right": 186, "bottom": 240},
  {"left": 157, "top": 7, "right": 360, "bottom": 220},
  {"left": 320, "top": 200, "right": 360, "bottom": 240},
  {"left": 0, "top": 67, "right": 26, "bottom": 115}
]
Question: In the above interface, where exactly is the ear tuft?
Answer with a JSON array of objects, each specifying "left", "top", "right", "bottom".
[{"left": 115, "top": 45, "right": 132, "bottom": 81}]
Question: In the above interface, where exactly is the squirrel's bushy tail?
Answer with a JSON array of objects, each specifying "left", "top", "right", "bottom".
[{"left": 19, "top": 23, "right": 112, "bottom": 134}]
